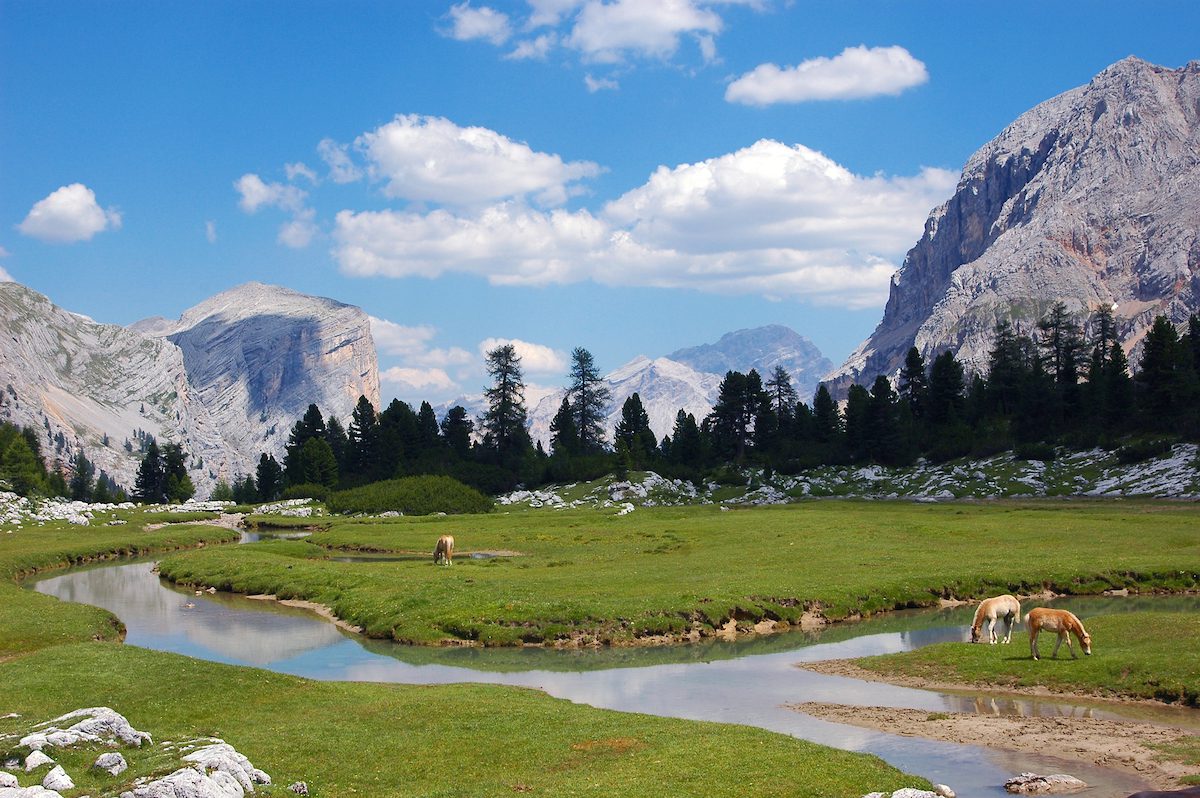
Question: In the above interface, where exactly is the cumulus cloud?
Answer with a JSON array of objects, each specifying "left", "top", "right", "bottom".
[
  {"left": 205, "top": 220, "right": 217, "bottom": 243},
  {"left": 527, "top": 0, "right": 584, "bottom": 27},
  {"left": 318, "top": 138, "right": 364, "bottom": 184},
  {"left": 235, "top": 174, "right": 307, "bottom": 213},
  {"left": 444, "top": 3, "right": 512, "bottom": 45},
  {"left": 726, "top": 45, "right": 929, "bottom": 106},
  {"left": 370, "top": 316, "right": 438, "bottom": 357},
  {"left": 333, "top": 138, "right": 957, "bottom": 308},
  {"left": 568, "top": 0, "right": 722, "bottom": 63},
  {"left": 277, "top": 210, "right": 318, "bottom": 249},
  {"left": 380, "top": 366, "right": 458, "bottom": 393},
  {"left": 584, "top": 73, "right": 619, "bottom": 92},
  {"left": 18, "top": 184, "right": 122, "bottom": 243},
  {"left": 285, "top": 162, "right": 318, "bottom": 183},
  {"left": 0, "top": 265, "right": 13, "bottom": 283},
  {"left": 479, "top": 338, "right": 567, "bottom": 374},
  {"left": 353, "top": 114, "right": 602, "bottom": 207},
  {"left": 507, "top": 33, "right": 557, "bottom": 60}
]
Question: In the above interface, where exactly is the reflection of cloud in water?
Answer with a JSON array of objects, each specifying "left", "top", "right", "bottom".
[{"left": 36, "top": 562, "right": 346, "bottom": 667}]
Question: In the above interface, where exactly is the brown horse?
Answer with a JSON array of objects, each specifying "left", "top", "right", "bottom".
[
  {"left": 970, "top": 594, "right": 1021, "bottom": 644},
  {"left": 1026, "top": 607, "right": 1091, "bottom": 660},
  {"left": 433, "top": 534, "right": 455, "bottom": 566}
]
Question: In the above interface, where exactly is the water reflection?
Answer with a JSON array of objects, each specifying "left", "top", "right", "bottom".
[{"left": 33, "top": 562, "right": 1200, "bottom": 798}]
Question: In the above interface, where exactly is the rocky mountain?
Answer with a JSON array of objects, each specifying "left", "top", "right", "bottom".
[
  {"left": 668, "top": 324, "right": 832, "bottom": 403},
  {"left": 827, "top": 57, "right": 1200, "bottom": 394},
  {"left": 0, "top": 281, "right": 379, "bottom": 493}
]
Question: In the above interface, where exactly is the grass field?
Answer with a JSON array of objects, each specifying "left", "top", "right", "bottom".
[
  {"left": 849, "top": 611, "right": 1200, "bottom": 706},
  {"left": 156, "top": 500, "right": 1200, "bottom": 646},
  {"left": 0, "top": 508, "right": 928, "bottom": 797}
]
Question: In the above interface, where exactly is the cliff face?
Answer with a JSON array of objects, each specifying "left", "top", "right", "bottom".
[
  {"left": 827, "top": 57, "right": 1200, "bottom": 393},
  {"left": 0, "top": 281, "right": 380, "bottom": 493},
  {"left": 140, "top": 282, "right": 381, "bottom": 479}
]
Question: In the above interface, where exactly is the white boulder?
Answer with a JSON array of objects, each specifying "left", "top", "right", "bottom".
[{"left": 40, "top": 767, "right": 72, "bottom": 792}]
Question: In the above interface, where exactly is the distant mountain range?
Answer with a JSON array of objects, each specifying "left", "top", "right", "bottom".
[{"left": 828, "top": 57, "right": 1200, "bottom": 395}]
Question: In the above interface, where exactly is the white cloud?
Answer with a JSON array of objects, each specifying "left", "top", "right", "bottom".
[
  {"left": 370, "top": 316, "right": 438, "bottom": 357},
  {"left": 527, "top": 0, "right": 584, "bottom": 27},
  {"left": 584, "top": 73, "right": 619, "bottom": 92},
  {"left": 507, "top": 33, "right": 557, "bottom": 60},
  {"left": 17, "top": 184, "right": 122, "bottom": 243},
  {"left": 277, "top": 210, "right": 318, "bottom": 249},
  {"left": 285, "top": 162, "right": 319, "bottom": 183},
  {"left": 354, "top": 114, "right": 602, "bottom": 207},
  {"left": 567, "top": 0, "right": 722, "bottom": 63},
  {"left": 380, "top": 366, "right": 458, "bottom": 393},
  {"left": 0, "top": 265, "right": 13, "bottom": 283},
  {"left": 235, "top": 174, "right": 307, "bottom": 213},
  {"left": 205, "top": 220, "right": 217, "bottom": 243},
  {"left": 333, "top": 138, "right": 956, "bottom": 308},
  {"left": 317, "top": 138, "right": 364, "bottom": 184},
  {"left": 445, "top": 3, "right": 512, "bottom": 45},
  {"left": 726, "top": 45, "right": 928, "bottom": 106},
  {"left": 479, "top": 337, "right": 567, "bottom": 374}
]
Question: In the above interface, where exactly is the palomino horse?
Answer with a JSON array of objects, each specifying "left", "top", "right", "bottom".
[
  {"left": 970, "top": 594, "right": 1021, "bottom": 644},
  {"left": 1026, "top": 607, "right": 1091, "bottom": 660},
  {"left": 433, "top": 534, "right": 455, "bottom": 566}
]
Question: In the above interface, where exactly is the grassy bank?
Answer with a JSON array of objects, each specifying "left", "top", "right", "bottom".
[
  {"left": 0, "top": 519, "right": 239, "bottom": 656},
  {"left": 0, "top": 643, "right": 923, "bottom": 798},
  {"left": 846, "top": 612, "right": 1200, "bottom": 706},
  {"left": 158, "top": 500, "right": 1200, "bottom": 646}
]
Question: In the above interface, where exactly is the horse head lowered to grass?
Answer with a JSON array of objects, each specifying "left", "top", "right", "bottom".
[
  {"left": 1026, "top": 607, "right": 1091, "bottom": 660},
  {"left": 434, "top": 534, "right": 455, "bottom": 566},
  {"left": 970, "top": 594, "right": 1021, "bottom": 644}
]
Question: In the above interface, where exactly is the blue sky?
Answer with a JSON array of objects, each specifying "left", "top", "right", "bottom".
[{"left": 2, "top": 1, "right": 1197, "bottom": 408}]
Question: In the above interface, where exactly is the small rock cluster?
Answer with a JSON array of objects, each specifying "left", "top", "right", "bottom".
[
  {"left": 1004, "top": 772, "right": 1088, "bottom": 794},
  {"left": 864, "top": 785, "right": 955, "bottom": 798},
  {"left": 255, "top": 498, "right": 319, "bottom": 517},
  {"left": 1, "top": 707, "right": 285, "bottom": 798}
]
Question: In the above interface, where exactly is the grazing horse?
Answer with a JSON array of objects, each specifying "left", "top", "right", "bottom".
[
  {"left": 1026, "top": 607, "right": 1091, "bottom": 660},
  {"left": 970, "top": 594, "right": 1021, "bottom": 644},
  {"left": 433, "top": 534, "right": 455, "bottom": 566}
]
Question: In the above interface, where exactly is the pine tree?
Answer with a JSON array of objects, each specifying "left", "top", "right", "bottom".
[
  {"left": 133, "top": 441, "right": 166, "bottom": 504},
  {"left": 439, "top": 406, "right": 473, "bottom": 458},
  {"left": 285, "top": 404, "right": 327, "bottom": 484},
  {"left": 866, "top": 375, "right": 905, "bottom": 465},
  {"left": 927, "top": 350, "right": 966, "bottom": 425},
  {"left": 348, "top": 395, "right": 383, "bottom": 480},
  {"left": 568, "top": 347, "right": 610, "bottom": 454},
  {"left": 1135, "top": 315, "right": 1186, "bottom": 432},
  {"left": 416, "top": 401, "right": 441, "bottom": 454},
  {"left": 549, "top": 396, "right": 579, "bottom": 457},
  {"left": 210, "top": 479, "right": 234, "bottom": 502},
  {"left": 68, "top": 450, "right": 95, "bottom": 501},
  {"left": 481, "top": 343, "right": 532, "bottom": 462},
  {"left": 666, "top": 410, "right": 703, "bottom": 467},
  {"left": 898, "top": 347, "right": 929, "bottom": 420},
  {"left": 232, "top": 473, "right": 258, "bottom": 504},
  {"left": 812, "top": 385, "right": 842, "bottom": 443},
  {"left": 843, "top": 384, "right": 870, "bottom": 461},
  {"left": 324, "top": 416, "right": 350, "bottom": 473},
  {"left": 162, "top": 443, "right": 195, "bottom": 503},
  {"left": 256, "top": 453, "right": 284, "bottom": 501},
  {"left": 613, "top": 393, "right": 657, "bottom": 469}
]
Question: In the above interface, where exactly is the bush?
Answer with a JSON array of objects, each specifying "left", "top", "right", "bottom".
[
  {"left": 1116, "top": 438, "right": 1175, "bottom": 465},
  {"left": 281, "top": 483, "right": 331, "bottom": 502},
  {"left": 1014, "top": 442, "right": 1057, "bottom": 462},
  {"left": 327, "top": 475, "right": 494, "bottom": 516}
]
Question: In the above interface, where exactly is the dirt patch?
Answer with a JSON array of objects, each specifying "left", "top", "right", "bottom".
[
  {"left": 792, "top": 700, "right": 1199, "bottom": 790},
  {"left": 145, "top": 513, "right": 245, "bottom": 532}
]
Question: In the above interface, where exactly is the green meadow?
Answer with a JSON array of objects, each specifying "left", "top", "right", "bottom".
[{"left": 157, "top": 500, "right": 1200, "bottom": 646}]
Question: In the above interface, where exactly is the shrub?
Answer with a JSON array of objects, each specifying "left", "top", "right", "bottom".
[
  {"left": 281, "top": 483, "right": 331, "bottom": 502},
  {"left": 1116, "top": 438, "right": 1175, "bottom": 465},
  {"left": 327, "top": 475, "right": 494, "bottom": 516}
]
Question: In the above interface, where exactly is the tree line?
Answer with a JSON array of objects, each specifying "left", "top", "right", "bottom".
[{"left": 209, "top": 305, "right": 1200, "bottom": 502}]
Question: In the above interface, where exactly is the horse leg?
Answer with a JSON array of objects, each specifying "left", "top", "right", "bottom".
[
  {"left": 1052, "top": 632, "right": 1065, "bottom": 659},
  {"left": 1002, "top": 614, "right": 1013, "bottom": 644},
  {"left": 1030, "top": 628, "right": 1040, "bottom": 660},
  {"left": 1066, "top": 632, "right": 1077, "bottom": 659}
]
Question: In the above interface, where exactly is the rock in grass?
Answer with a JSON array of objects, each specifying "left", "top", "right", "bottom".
[
  {"left": 1004, "top": 772, "right": 1087, "bottom": 794},
  {"left": 23, "top": 753, "right": 53, "bottom": 773},
  {"left": 118, "top": 765, "right": 239, "bottom": 798},
  {"left": 93, "top": 753, "right": 127, "bottom": 776},
  {"left": 181, "top": 741, "right": 270, "bottom": 790},
  {"left": 0, "top": 772, "right": 19, "bottom": 788},
  {"left": 287, "top": 782, "right": 308, "bottom": 795},
  {"left": 41, "top": 767, "right": 73, "bottom": 792},
  {"left": 863, "top": 790, "right": 949, "bottom": 798},
  {"left": 21, "top": 707, "right": 151, "bottom": 751},
  {"left": 0, "top": 787, "right": 65, "bottom": 797}
]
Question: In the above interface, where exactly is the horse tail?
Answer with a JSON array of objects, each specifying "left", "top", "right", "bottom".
[{"left": 1012, "top": 597, "right": 1021, "bottom": 624}]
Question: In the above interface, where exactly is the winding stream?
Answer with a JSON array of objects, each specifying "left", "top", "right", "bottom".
[{"left": 33, "top": 552, "right": 1200, "bottom": 797}]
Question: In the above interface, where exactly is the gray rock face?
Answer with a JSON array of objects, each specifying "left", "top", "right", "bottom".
[
  {"left": 21, "top": 707, "right": 151, "bottom": 751},
  {"left": 21, "top": 753, "right": 52, "bottom": 773},
  {"left": 1004, "top": 772, "right": 1087, "bottom": 794},
  {"left": 0, "top": 787, "right": 63, "bottom": 798},
  {"left": 669, "top": 324, "right": 832, "bottom": 403},
  {"left": 39, "top": 767, "right": 72, "bottom": 792},
  {"left": 0, "top": 282, "right": 379, "bottom": 494},
  {"left": 93, "top": 752, "right": 128, "bottom": 776},
  {"left": 828, "top": 57, "right": 1200, "bottom": 395}
]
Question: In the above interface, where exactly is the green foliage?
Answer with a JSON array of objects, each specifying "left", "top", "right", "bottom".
[
  {"left": 1014, "top": 442, "right": 1057, "bottom": 462},
  {"left": 280, "top": 482, "right": 331, "bottom": 502},
  {"left": 326, "top": 475, "right": 494, "bottom": 515},
  {"left": 1116, "top": 438, "right": 1175, "bottom": 464},
  {"left": 0, "top": 422, "right": 49, "bottom": 496}
]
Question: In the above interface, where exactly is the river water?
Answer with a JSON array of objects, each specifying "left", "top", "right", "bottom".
[{"left": 33, "top": 557, "right": 1200, "bottom": 797}]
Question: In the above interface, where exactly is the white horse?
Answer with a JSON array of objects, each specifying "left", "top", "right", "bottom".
[
  {"left": 970, "top": 594, "right": 1021, "bottom": 644},
  {"left": 433, "top": 534, "right": 455, "bottom": 566},
  {"left": 1026, "top": 607, "right": 1091, "bottom": 660}
]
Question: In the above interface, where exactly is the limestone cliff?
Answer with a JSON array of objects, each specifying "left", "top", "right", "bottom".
[{"left": 827, "top": 57, "right": 1200, "bottom": 393}]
